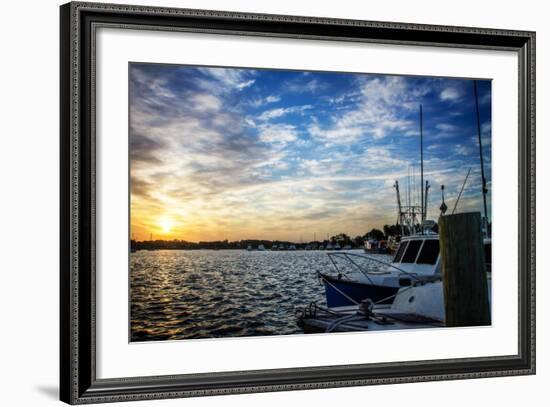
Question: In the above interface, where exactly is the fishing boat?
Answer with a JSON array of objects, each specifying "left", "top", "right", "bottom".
[
  {"left": 319, "top": 233, "right": 441, "bottom": 307},
  {"left": 364, "top": 239, "right": 389, "bottom": 254},
  {"left": 257, "top": 244, "right": 266, "bottom": 251},
  {"left": 246, "top": 244, "right": 253, "bottom": 251}
]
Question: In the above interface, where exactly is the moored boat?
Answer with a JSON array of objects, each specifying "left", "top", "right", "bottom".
[{"left": 319, "top": 234, "right": 441, "bottom": 307}]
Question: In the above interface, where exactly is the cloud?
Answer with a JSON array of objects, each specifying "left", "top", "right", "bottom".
[
  {"left": 309, "top": 76, "right": 416, "bottom": 142},
  {"left": 250, "top": 95, "right": 281, "bottom": 108},
  {"left": 236, "top": 79, "right": 256, "bottom": 90},
  {"left": 190, "top": 93, "right": 221, "bottom": 112},
  {"left": 440, "top": 87, "right": 461, "bottom": 101},
  {"left": 435, "top": 123, "right": 458, "bottom": 132},
  {"left": 258, "top": 105, "right": 313, "bottom": 121},
  {"left": 196, "top": 67, "right": 256, "bottom": 93},
  {"left": 454, "top": 144, "right": 474, "bottom": 156},
  {"left": 308, "top": 124, "right": 363, "bottom": 142},
  {"left": 284, "top": 78, "right": 328, "bottom": 94},
  {"left": 257, "top": 123, "right": 299, "bottom": 144}
]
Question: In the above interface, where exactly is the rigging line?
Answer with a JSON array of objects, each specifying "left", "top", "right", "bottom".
[{"left": 452, "top": 167, "right": 472, "bottom": 215}]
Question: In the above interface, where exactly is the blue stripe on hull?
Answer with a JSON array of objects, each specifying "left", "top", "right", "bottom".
[{"left": 321, "top": 274, "right": 399, "bottom": 307}]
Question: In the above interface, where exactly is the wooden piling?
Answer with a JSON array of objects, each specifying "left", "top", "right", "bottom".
[{"left": 439, "top": 212, "right": 490, "bottom": 327}]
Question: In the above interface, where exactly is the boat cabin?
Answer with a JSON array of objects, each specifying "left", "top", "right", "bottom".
[{"left": 391, "top": 235, "right": 441, "bottom": 276}]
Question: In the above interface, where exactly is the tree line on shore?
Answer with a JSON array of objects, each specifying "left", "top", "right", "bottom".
[{"left": 131, "top": 224, "right": 404, "bottom": 251}]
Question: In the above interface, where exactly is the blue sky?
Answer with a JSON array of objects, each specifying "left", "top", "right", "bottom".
[{"left": 129, "top": 63, "right": 491, "bottom": 242}]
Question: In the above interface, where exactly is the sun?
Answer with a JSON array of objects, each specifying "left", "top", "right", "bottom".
[{"left": 159, "top": 217, "right": 174, "bottom": 234}]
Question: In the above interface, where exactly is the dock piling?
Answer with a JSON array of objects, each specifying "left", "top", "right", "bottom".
[{"left": 439, "top": 212, "right": 490, "bottom": 327}]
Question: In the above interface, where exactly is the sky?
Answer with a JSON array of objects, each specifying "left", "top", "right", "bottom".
[{"left": 129, "top": 63, "right": 491, "bottom": 242}]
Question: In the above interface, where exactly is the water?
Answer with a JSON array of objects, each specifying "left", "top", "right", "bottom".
[{"left": 130, "top": 249, "right": 382, "bottom": 342}]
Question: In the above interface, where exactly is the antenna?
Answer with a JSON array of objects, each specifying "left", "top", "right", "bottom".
[
  {"left": 474, "top": 81, "right": 489, "bottom": 225},
  {"left": 440, "top": 185, "right": 448, "bottom": 215}
]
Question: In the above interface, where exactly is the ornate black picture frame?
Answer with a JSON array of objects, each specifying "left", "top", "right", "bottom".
[{"left": 60, "top": 2, "right": 535, "bottom": 404}]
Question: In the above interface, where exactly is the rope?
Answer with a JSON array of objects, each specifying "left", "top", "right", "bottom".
[{"left": 326, "top": 314, "right": 366, "bottom": 332}]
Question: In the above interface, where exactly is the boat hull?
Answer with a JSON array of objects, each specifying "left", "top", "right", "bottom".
[{"left": 320, "top": 273, "right": 399, "bottom": 307}]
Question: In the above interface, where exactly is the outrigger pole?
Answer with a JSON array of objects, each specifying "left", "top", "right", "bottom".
[
  {"left": 473, "top": 81, "right": 489, "bottom": 225},
  {"left": 394, "top": 180, "right": 404, "bottom": 236}
]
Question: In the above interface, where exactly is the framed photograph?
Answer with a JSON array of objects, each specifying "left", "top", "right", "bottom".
[{"left": 60, "top": 1, "right": 535, "bottom": 404}]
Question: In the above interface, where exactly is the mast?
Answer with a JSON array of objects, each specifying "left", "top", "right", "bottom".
[
  {"left": 473, "top": 81, "right": 489, "bottom": 225},
  {"left": 412, "top": 166, "right": 416, "bottom": 222},
  {"left": 420, "top": 104, "right": 425, "bottom": 222}
]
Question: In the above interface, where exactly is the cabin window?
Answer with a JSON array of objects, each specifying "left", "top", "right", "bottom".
[
  {"left": 401, "top": 240, "right": 422, "bottom": 263},
  {"left": 393, "top": 241, "right": 408, "bottom": 263},
  {"left": 416, "top": 240, "right": 440, "bottom": 265}
]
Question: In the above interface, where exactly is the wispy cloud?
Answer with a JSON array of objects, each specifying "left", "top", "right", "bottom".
[
  {"left": 258, "top": 105, "right": 313, "bottom": 121},
  {"left": 250, "top": 94, "right": 281, "bottom": 107},
  {"left": 440, "top": 87, "right": 461, "bottom": 101}
]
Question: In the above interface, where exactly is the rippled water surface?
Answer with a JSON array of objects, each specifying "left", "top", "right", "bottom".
[{"left": 130, "top": 249, "right": 375, "bottom": 342}]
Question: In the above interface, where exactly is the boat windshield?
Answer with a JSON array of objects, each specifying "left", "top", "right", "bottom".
[
  {"left": 393, "top": 241, "right": 408, "bottom": 263},
  {"left": 401, "top": 240, "right": 423, "bottom": 263},
  {"left": 416, "top": 239, "right": 439, "bottom": 265}
]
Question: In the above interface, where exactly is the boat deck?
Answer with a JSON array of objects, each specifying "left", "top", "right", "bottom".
[{"left": 298, "top": 304, "right": 444, "bottom": 334}]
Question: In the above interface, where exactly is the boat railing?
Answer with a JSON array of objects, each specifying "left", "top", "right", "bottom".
[{"left": 326, "top": 251, "right": 421, "bottom": 285}]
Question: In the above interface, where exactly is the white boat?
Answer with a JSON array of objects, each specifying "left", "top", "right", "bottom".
[
  {"left": 288, "top": 244, "right": 297, "bottom": 251},
  {"left": 298, "top": 276, "right": 491, "bottom": 333},
  {"left": 319, "top": 234, "right": 441, "bottom": 307},
  {"left": 246, "top": 244, "right": 253, "bottom": 251},
  {"left": 257, "top": 244, "right": 266, "bottom": 251}
]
